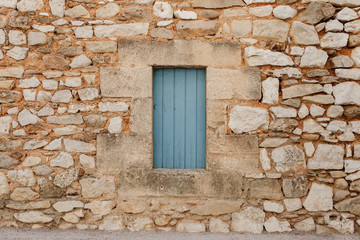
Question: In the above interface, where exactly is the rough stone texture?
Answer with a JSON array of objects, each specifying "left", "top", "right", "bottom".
[
  {"left": 231, "top": 207, "right": 265, "bottom": 234},
  {"left": 271, "top": 145, "right": 305, "bottom": 173},
  {"left": 333, "top": 82, "right": 360, "bottom": 106},
  {"left": 298, "top": 2, "right": 335, "bottom": 25},
  {"left": 245, "top": 46, "right": 294, "bottom": 66},
  {"left": 283, "top": 176, "right": 308, "bottom": 197},
  {"left": 303, "top": 183, "right": 333, "bottom": 211},
  {"left": 190, "top": 200, "right": 243, "bottom": 216},
  {"left": 290, "top": 21, "right": 320, "bottom": 45},
  {"left": 228, "top": 106, "right": 268, "bottom": 133},
  {"left": 94, "top": 23, "right": 149, "bottom": 38},
  {"left": 300, "top": 46, "right": 328, "bottom": 68},
  {"left": 249, "top": 179, "right": 283, "bottom": 200},
  {"left": 253, "top": 20, "right": 290, "bottom": 42},
  {"left": 308, "top": 144, "right": 344, "bottom": 169},
  {"left": 176, "top": 20, "right": 219, "bottom": 37}
]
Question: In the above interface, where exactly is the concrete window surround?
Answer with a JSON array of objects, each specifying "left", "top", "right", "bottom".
[{"left": 97, "top": 39, "right": 262, "bottom": 197}]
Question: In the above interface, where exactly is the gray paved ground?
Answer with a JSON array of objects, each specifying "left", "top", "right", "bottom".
[{"left": 0, "top": 228, "right": 358, "bottom": 240}]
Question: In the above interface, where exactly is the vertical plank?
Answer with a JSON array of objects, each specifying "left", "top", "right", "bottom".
[
  {"left": 185, "top": 69, "right": 197, "bottom": 169},
  {"left": 162, "top": 69, "right": 175, "bottom": 168},
  {"left": 153, "top": 69, "right": 163, "bottom": 168},
  {"left": 174, "top": 69, "right": 186, "bottom": 169},
  {"left": 196, "top": 69, "right": 206, "bottom": 168}
]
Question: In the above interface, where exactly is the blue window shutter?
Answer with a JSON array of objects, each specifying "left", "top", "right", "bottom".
[{"left": 153, "top": 68, "right": 206, "bottom": 169}]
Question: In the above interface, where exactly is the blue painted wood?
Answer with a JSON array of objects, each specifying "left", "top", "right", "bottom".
[{"left": 153, "top": 68, "right": 206, "bottom": 169}]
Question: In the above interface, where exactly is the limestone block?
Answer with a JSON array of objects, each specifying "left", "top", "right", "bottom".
[
  {"left": 84, "top": 200, "right": 115, "bottom": 216},
  {"left": 50, "top": 152, "right": 74, "bottom": 168},
  {"left": 124, "top": 8, "right": 152, "bottom": 21},
  {"left": 176, "top": 221, "right": 205, "bottom": 233},
  {"left": 300, "top": 46, "right": 328, "bottom": 68},
  {"left": 53, "top": 200, "right": 84, "bottom": 213},
  {"left": 303, "top": 183, "right": 333, "bottom": 211},
  {"left": 64, "top": 139, "right": 95, "bottom": 153},
  {"left": 49, "top": 0, "right": 65, "bottom": 17},
  {"left": 14, "top": 211, "right": 53, "bottom": 223},
  {"left": 0, "top": 153, "right": 19, "bottom": 169},
  {"left": 86, "top": 41, "right": 117, "bottom": 53},
  {"left": 333, "top": 82, "right": 360, "bottom": 106},
  {"left": 298, "top": 2, "right": 335, "bottom": 25},
  {"left": 262, "top": 77, "right": 279, "bottom": 104},
  {"left": 96, "top": 3, "right": 120, "bottom": 19},
  {"left": 282, "top": 84, "right": 323, "bottom": 99},
  {"left": 264, "top": 217, "right": 291, "bottom": 233},
  {"left": 231, "top": 207, "right": 265, "bottom": 234},
  {"left": 290, "top": 21, "right": 320, "bottom": 45},
  {"left": 97, "top": 133, "right": 152, "bottom": 173},
  {"left": 100, "top": 67, "right": 152, "bottom": 98},
  {"left": 335, "top": 69, "right": 360, "bottom": 80},
  {"left": 308, "top": 144, "right": 344, "bottom": 170},
  {"left": 253, "top": 20, "right": 290, "bottom": 42},
  {"left": 17, "top": 0, "right": 44, "bottom": 12},
  {"left": 117, "top": 39, "right": 242, "bottom": 68},
  {"left": 108, "top": 117, "right": 122, "bottom": 134},
  {"left": 80, "top": 177, "right": 115, "bottom": 199},
  {"left": 273, "top": 6, "right": 297, "bottom": 20},
  {"left": 228, "top": 106, "right": 268, "bottom": 133},
  {"left": 150, "top": 28, "right": 174, "bottom": 39},
  {"left": 231, "top": 20, "right": 252, "bottom": 38},
  {"left": 176, "top": 20, "right": 219, "bottom": 37},
  {"left": 53, "top": 168, "right": 79, "bottom": 188},
  {"left": 47, "top": 115, "right": 83, "bottom": 125},
  {"left": 320, "top": 32, "right": 349, "bottom": 49},
  {"left": 94, "top": 23, "right": 149, "bottom": 38},
  {"left": 294, "top": 217, "right": 315, "bottom": 231},
  {"left": 99, "top": 216, "right": 125, "bottom": 231},
  {"left": 191, "top": 0, "right": 245, "bottom": 8},
  {"left": 209, "top": 219, "right": 229, "bottom": 233},
  {"left": 207, "top": 67, "right": 261, "bottom": 100},
  {"left": 0, "top": 172, "right": 9, "bottom": 196},
  {"left": 128, "top": 217, "right": 154, "bottom": 231},
  {"left": 249, "top": 179, "right": 283, "bottom": 200},
  {"left": 245, "top": 46, "right": 294, "bottom": 66},
  {"left": 263, "top": 201, "right": 284, "bottom": 213},
  {"left": 65, "top": 5, "right": 90, "bottom": 18},
  {"left": 130, "top": 98, "right": 152, "bottom": 134},
  {"left": 190, "top": 200, "right": 244, "bottom": 216},
  {"left": 282, "top": 176, "right": 308, "bottom": 197},
  {"left": 271, "top": 145, "right": 305, "bottom": 173},
  {"left": 334, "top": 196, "right": 360, "bottom": 215},
  {"left": 10, "top": 187, "right": 39, "bottom": 201}
]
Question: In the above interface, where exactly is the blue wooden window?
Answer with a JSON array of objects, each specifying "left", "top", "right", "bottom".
[{"left": 153, "top": 68, "right": 206, "bottom": 169}]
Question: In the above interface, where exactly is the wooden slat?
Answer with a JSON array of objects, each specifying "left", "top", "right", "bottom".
[{"left": 153, "top": 68, "right": 206, "bottom": 169}]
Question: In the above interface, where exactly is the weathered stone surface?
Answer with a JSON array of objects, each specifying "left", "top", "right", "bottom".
[
  {"left": 38, "top": 178, "right": 63, "bottom": 198},
  {"left": 199, "top": 10, "right": 220, "bottom": 19},
  {"left": 6, "top": 200, "right": 51, "bottom": 210},
  {"left": 249, "top": 6, "right": 273, "bottom": 17},
  {"left": 344, "top": 20, "right": 360, "bottom": 34},
  {"left": 269, "top": 119, "right": 298, "bottom": 133},
  {"left": 128, "top": 217, "right": 154, "bottom": 232},
  {"left": 303, "top": 95, "right": 335, "bottom": 105},
  {"left": 300, "top": 46, "right": 328, "bottom": 68},
  {"left": 308, "top": 144, "right": 344, "bottom": 170},
  {"left": 283, "top": 176, "right": 308, "bottom": 197},
  {"left": 117, "top": 39, "right": 241, "bottom": 68},
  {"left": 282, "top": 84, "right": 323, "bottom": 99},
  {"left": 99, "top": 215, "right": 125, "bottom": 231},
  {"left": 43, "top": 56, "right": 69, "bottom": 70},
  {"left": 298, "top": 2, "right": 335, "bottom": 25},
  {"left": 33, "top": 165, "right": 53, "bottom": 176},
  {"left": 263, "top": 201, "right": 284, "bottom": 213},
  {"left": 0, "top": 67, "right": 24, "bottom": 79},
  {"left": 85, "top": 200, "right": 115, "bottom": 216},
  {"left": 209, "top": 219, "right": 229, "bottom": 233},
  {"left": 273, "top": 6, "right": 296, "bottom": 20},
  {"left": 335, "top": 69, "right": 360, "bottom": 80},
  {"left": 330, "top": 55, "right": 354, "bottom": 68},
  {"left": 253, "top": 20, "right": 290, "bottom": 42},
  {"left": 207, "top": 67, "right": 261, "bottom": 100},
  {"left": 50, "top": 152, "right": 74, "bottom": 168},
  {"left": 69, "top": 55, "right": 91, "bottom": 69},
  {"left": 108, "top": 117, "right": 122, "bottom": 134},
  {"left": 245, "top": 47, "right": 294, "bottom": 66},
  {"left": 86, "top": 41, "right": 117, "bottom": 54},
  {"left": 150, "top": 28, "right": 174, "bottom": 39},
  {"left": 245, "top": 0, "right": 274, "bottom": 4},
  {"left": 303, "top": 183, "right": 333, "bottom": 211},
  {"left": 264, "top": 217, "right": 291, "bottom": 233},
  {"left": 250, "top": 179, "right": 283, "bottom": 200},
  {"left": 262, "top": 77, "right": 279, "bottom": 105},
  {"left": 94, "top": 23, "right": 149, "bottom": 38},
  {"left": 73, "top": 26, "right": 93, "bottom": 39},
  {"left": 17, "top": 0, "right": 44, "bottom": 12},
  {"left": 0, "top": 0, "right": 17, "bottom": 8},
  {"left": 49, "top": 0, "right": 65, "bottom": 17},
  {"left": 320, "top": 32, "right": 349, "bottom": 49},
  {"left": 190, "top": 200, "right": 244, "bottom": 216},
  {"left": 10, "top": 187, "right": 39, "bottom": 201},
  {"left": 80, "top": 177, "right": 115, "bottom": 198},
  {"left": 231, "top": 207, "right": 265, "bottom": 234},
  {"left": 270, "top": 106, "right": 296, "bottom": 118},
  {"left": 64, "top": 139, "right": 95, "bottom": 153},
  {"left": 124, "top": 7, "right": 152, "bottom": 21},
  {"left": 65, "top": 5, "right": 90, "bottom": 18},
  {"left": 191, "top": 0, "right": 245, "bottom": 8},
  {"left": 333, "top": 82, "right": 360, "bottom": 106},
  {"left": 176, "top": 221, "right": 206, "bottom": 233},
  {"left": 271, "top": 145, "right": 305, "bottom": 173},
  {"left": 53, "top": 168, "right": 79, "bottom": 188},
  {"left": 96, "top": 3, "right": 120, "bottom": 19},
  {"left": 294, "top": 217, "right": 316, "bottom": 232},
  {"left": 176, "top": 20, "right": 219, "bottom": 37},
  {"left": 231, "top": 20, "right": 252, "bottom": 38},
  {"left": 283, "top": 198, "right": 302, "bottom": 212},
  {"left": 53, "top": 200, "right": 84, "bottom": 212},
  {"left": 229, "top": 106, "right": 268, "bottom": 133},
  {"left": 47, "top": 115, "right": 83, "bottom": 125},
  {"left": 78, "top": 88, "right": 99, "bottom": 101},
  {"left": 58, "top": 47, "right": 83, "bottom": 57},
  {"left": 0, "top": 153, "right": 19, "bottom": 169},
  {"left": 51, "top": 90, "right": 73, "bottom": 103},
  {"left": 326, "top": 19, "right": 344, "bottom": 32},
  {"left": 14, "top": 211, "right": 53, "bottom": 223},
  {"left": 0, "top": 172, "right": 9, "bottom": 196},
  {"left": 8, "top": 169, "right": 35, "bottom": 187},
  {"left": 334, "top": 196, "right": 360, "bottom": 215},
  {"left": 118, "top": 202, "right": 146, "bottom": 214},
  {"left": 290, "top": 21, "right": 319, "bottom": 45}
]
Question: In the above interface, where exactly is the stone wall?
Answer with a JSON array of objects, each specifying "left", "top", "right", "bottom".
[{"left": 0, "top": 0, "right": 359, "bottom": 234}]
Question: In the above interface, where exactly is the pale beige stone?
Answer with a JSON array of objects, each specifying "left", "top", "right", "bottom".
[{"left": 190, "top": 200, "right": 244, "bottom": 216}]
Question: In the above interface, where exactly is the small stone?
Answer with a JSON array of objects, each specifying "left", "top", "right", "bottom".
[
  {"left": 86, "top": 41, "right": 117, "bottom": 53},
  {"left": 38, "top": 104, "right": 55, "bottom": 117},
  {"left": 298, "top": 2, "right": 335, "bottom": 25},
  {"left": 98, "top": 102, "right": 128, "bottom": 112},
  {"left": 64, "top": 139, "right": 95, "bottom": 153},
  {"left": 10, "top": 187, "right": 38, "bottom": 201},
  {"left": 23, "top": 156, "right": 41, "bottom": 167},
  {"left": 43, "top": 55, "right": 70, "bottom": 70},
  {"left": 304, "top": 142, "right": 315, "bottom": 157},
  {"left": 271, "top": 145, "right": 305, "bottom": 173},
  {"left": 176, "top": 20, "right": 219, "bottom": 37},
  {"left": 7, "top": 47, "right": 29, "bottom": 60},
  {"left": 0, "top": 153, "right": 19, "bottom": 169},
  {"left": 47, "top": 115, "right": 83, "bottom": 125},
  {"left": 310, "top": 104, "right": 325, "bottom": 118},
  {"left": 228, "top": 106, "right": 268, "bottom": 133},
  {"left": 263, "top": 201, "right": 284, "bottom": 213},
  {"left": 333, "top": 82, "right": 360, "bottom": 106},
  {"left": 8, "top": 30, "right": 27, "bottom": 45},
  {"left": 209, "top": 219, "right": 229, "bottom": 233},
  {"left": 153, "top": 2, "right": 173, "bottom": 19},
  {"left": 176, "top": 221, "right": 206, "bottom": 233},
  {"left": 84, "top": 200, "right": 115, "bottom": 216},
  {"left": 79, "top": 154, "right": 95, "bottom": 169},
  {"left": 28, "top": 31, "right": 47, "bottom": 45},
  {"left": 260, "top": 148, "right": 271, "bottom": 171},
  {"left": 73, "top": 26, "right": 93, "bottom": 39},
  {"left": 345, "top": 160, "right": 360, "bottom": 173},
  {"left": 282, "top": 176, "right": 308, "bottom": 198},
  {"left": 80, "top": 177, "right": 115, "bottom": 199},
  {"left": 174, "top": 10, "right": 197, "bottom": 20},
  {"left": 123, "top": 7, "right": 152, "bottom": 21},
  {"left": 0, "top": 172, "right": 9, "bottom": 196},
  {"left": 231, "top": 207, "right": 265, "bottom": 234},
  {"left": 65, "top": 77, "right": 81, "bottom": 88},
  {"left": 0, "top": 0, "right": 17, "bottom": 8},
  {"left": 300, "top": 46, "right": 328, "bottom": 68},
  {"left": 18, "top": 109, "right": 39, "bottom": 126},
  {"left": 245, "top": 47, "right": 294, "bottom": 66},
  {"left": 99, "top": 215, "right": 125, "bottom": 231},
  {"left": 51, "top": 90, "right": 73, "bottom": 103},
  {"left": 199, "top": 10, "right": 220, "bottom": 19},
  {"left": 283, "top": 198, "right": 302, "bottom": 212},
  {"left": 326, "top": 19, "right": 344, "bottom": 32},
  {"left": 150, "top": 28, "right": 174, "bottom": 39},
  {"left": 96, "top": 3, "right": 120, "bottom": 19},
  {"left": 330, "top": 55, "right": 354, "bottom": 68},
  {"left": 264, "top": 217, "right": 291, "bottom": 233},
  {"left": 290, "top": 21, "right": 320, "bottom": 45},
  {"left": 298, "top": 104, "right": 309, "bottom": 119},
  {"left": 14, "top": 211, "right": 52, "bottom": 223},
  {"left": 345, "top": 20, "right": 360, "bottom": 34},
  {"left": 19, "top": 77, "right": 41, "bottom": 88},
  {"left": 262, "top": 77, "right": 279, "bottom": 104},
  {"left": 17, "top": 0, "right": 44, "bottom": 12},
  {"left": 49, "top": 0, "right": 65, "bottom": 17},
  {"left": 270, "top": 106, "right": 296, "bottom": 118},
  {"left": 260, "top": 138, "right": 288, "bottom": 148},
  {"left": 69, "top": 55, "right": 91, "bottom": 69},
  {"left": 231, "top": 20, "right": 252, "bottom": 38},
  {"left": 50, "top": 152, "right": 74, "bottom": 168},
  {"left": 78, "top": 88, "right": 99, "bottom": 101},
  {"left": 303, "top": 119, "right": 324, "bottom": 133},
  {"left": 253, "top": 20, "right": 290, "bottom": 42},
  {"left": 308, "top": 144, "right": 344, "bottom": 170},
  {"left": 128, "top": 217, "right": 154, "bottom": 232},
  {"left": 65, "top": 5, "right": 90, "bottom": 18},
  {"left": 53, "top": 168, "right": 79, "bottom": 188},
  {"left": 108, "top": 117, "right": 122, "bottom": 134},
  {"left": 294, "top": 217, "right": 315, "bottom": 232},
  {"left": 33, "top": 165, "right": 53, "bottom": 176},
  {"left": 249, "top": 5, "right": 273, "bottom": 17},
  {"left": 303, "top": 183, "right": 333, "bottom": 211},
  {"left": 320, "top": 32, "right": 349, "bottom": 49},
  {"left": 337, "top": 7, "right": 358, "bottom": 22},
  {"left": 273, "top": 6, "right": 296, "bottom": 20},
  {"left": 53, "top": 200, "right": 84, "bottom": 213}
]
